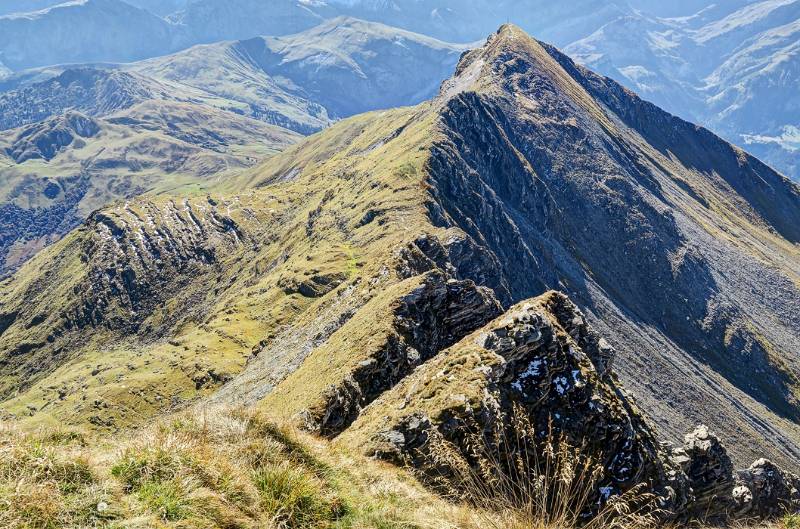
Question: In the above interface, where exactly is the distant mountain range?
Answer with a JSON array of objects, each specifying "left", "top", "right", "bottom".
[
  {"left": 0, "top": 0, "right": 796, "bottom": 181},
  {"left": 0, "top": 0, "right": 188, "bottom": 16},
  {"left": 0, "top": 18, "right": 465, "bottom": 275},
  {"left": 0, "top": 0, "right": 177, "bottom": 70},
  {"left": 567, "top": 0, "right": 800, "bottom": 185}
]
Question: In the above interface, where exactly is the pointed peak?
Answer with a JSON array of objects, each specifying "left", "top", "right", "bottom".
[
  {"left": 437, "top": 23, "right": 616, "bottom": 133},
  {"left": 493, "top": 23, "right": 528, "bottom": 41},
  {"left": 482, "top": 23, "right": 554, "bottom": 63},
  {"left": 440, "top": 24, "right": 578, "bottom": 101}
]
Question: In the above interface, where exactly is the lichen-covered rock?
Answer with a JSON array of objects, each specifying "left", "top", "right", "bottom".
[
  {"left": 340, "top": 291, "right": 687, "bottom": 516},
  {"left": 732, "top": 459, "right": 800, "bottom": 518},
  {"left": 681, "top": 425, "right": 735, "bottom": 518}
]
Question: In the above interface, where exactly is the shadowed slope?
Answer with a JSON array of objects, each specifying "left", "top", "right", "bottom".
[{"left": 421, "top": 26, "right": 800, "bottom": 467}]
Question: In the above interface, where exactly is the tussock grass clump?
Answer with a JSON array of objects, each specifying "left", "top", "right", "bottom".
[
  {"left": 0, "top": 479, "right": 64, "bottom": 529},
  {"left": 109, "top": 415, "right": 260, "bottom": 526},
  {"left": 0, "top": 433, "right": 94, "bottom": 493},
  {"left": 253, "top": 462, "right": 347, "bottom": 528},
  {"left": 136, "top": 479, "right": 196, "bottom": 522},
  {"left": 784, "top": 515, "right": 800, "bottom": 529},
  {"left": 0, "top": 424, "right": 108, "bottom": 529},
  {"left": 427, "top": 406, "right": 661, "bottom": 529}
]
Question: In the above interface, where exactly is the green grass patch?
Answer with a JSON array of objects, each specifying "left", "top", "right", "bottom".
[
  {"left": 253, "top": 462, "right": 348, "bottom": 528},
  {"left": 137, "top": 479, "right": 196, "bottom": 522}
]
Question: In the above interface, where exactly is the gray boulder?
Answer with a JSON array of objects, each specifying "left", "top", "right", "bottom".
[{"left": 733, "top": 459, "right": 800, "bottom": 518}]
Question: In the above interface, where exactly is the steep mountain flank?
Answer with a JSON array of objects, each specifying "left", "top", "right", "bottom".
[
  {"left": 168, "top": 0, "right": 337, "bottom": 44},
  {"left": 129, "top": 17, "right": 468, "bottom": 133},
  {"left": 338, "top": 0, "right": 627, "bottom": 46},
  {"left": 2, "top": 24, "right": 800, "bottom": 484},
  {"left": 0, "top": 18, "right": 467, "bottom": 135},
  {"left": 566, "top": 1, "right": 800, "bottom": 180},
  {"left": 420, "top": 27, "right": 800, "bottom": 468}
]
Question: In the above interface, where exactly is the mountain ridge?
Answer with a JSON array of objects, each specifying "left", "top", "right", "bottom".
[{"left": 2, "top": 24, "right": 799, "bottom": 480}]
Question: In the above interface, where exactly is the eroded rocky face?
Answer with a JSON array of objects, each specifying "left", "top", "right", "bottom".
[
  {"left": 308, "top": 271, "right": 503, "bottom": 437},
  {"left": 340, "top": 291, "right": 800, "bottom": 521},
  {"left": 5, "top": 112, "right": 100, "bottom": 163},
  {"left": 426, "top": 25, "right": 800, "bottom": 468}
]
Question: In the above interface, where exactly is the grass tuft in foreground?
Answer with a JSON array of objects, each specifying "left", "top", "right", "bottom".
[{"left": 426, "top": 405, "right": 661, "bottom": 529}]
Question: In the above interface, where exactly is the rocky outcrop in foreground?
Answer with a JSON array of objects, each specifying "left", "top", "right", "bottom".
[
  {"left": 677, "top": 425, "right": 800, "bottom": 520},
  {"left": 340, "top": 291, "right": 800, "bottom": 521}
]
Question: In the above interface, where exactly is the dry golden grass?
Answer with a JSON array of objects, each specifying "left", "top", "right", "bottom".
[
  {"left": 0, "top": 407, "right": 791, "bottom": 529},
  {"left": 420, "top": 405, "right": 661, "bottom": 529},
  {"left": 0, "top": 407, "right": 488, "bottom": 529}
]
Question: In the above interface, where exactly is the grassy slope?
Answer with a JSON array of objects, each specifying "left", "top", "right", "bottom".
[
  {"left": 0, "top": 105, "right": 443, "bottom": 431},
  {"left": 0, "top": 406, "right": 496, "bottom": 529},
  {"left": 0, "top": 100, "right": 300, "bottom": 274}
]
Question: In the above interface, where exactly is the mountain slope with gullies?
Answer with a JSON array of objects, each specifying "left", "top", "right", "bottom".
[
  {"left": 2, "top": 23, "right": 800, "bottom": 484},
  {"left": 0, "top": 18, "right": 467, "bottom": 135}
]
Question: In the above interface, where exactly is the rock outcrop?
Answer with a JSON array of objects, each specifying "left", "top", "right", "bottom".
[
  {"left": 260, "top": 269, "right": 503, "bottom": 437},
  {"left": 680, "top": 425, "right": 736, "bottom": 517},
  {"left": 340, "top": 292, "right": 690, "bottom": 516},
  {"left": 338, "top": 291, "right": 800, "bottom": 521},
  {"left": 672, "top": 425, "right": 800, "bottom": 520},
  {"left": 734, "top": 459, "right": 800, "bottom": 518}
]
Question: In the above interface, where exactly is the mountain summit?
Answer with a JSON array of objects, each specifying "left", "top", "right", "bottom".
[
  {"left": 2, "top": 24, "right": 800, "bottom": 483},
  {"left": 422, "top": 25, "right": 800, "bottom": 463}
]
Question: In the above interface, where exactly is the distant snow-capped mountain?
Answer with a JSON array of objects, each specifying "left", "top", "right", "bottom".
[{"left": 566, "top": 0, "right": 800, "bottom": 179}]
